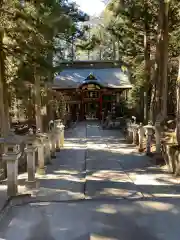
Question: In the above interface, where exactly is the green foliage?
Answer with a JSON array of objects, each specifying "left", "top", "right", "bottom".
[
  {"left": 1, "top": 0, "right": 86, "bottom": 101},
  {"left": 79, "top": 0, "right": 180, "bottom": 117}
]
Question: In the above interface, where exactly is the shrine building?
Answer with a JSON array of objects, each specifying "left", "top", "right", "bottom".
[{"left": 52, "top": 60, "right": 132, "bottom": 121}]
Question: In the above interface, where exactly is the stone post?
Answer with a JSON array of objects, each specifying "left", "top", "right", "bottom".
[
  {"left": 25, "top": 129, "right": 37, "bottom": 189},
  {"left": 3, "top": 152, "right": 20, "bottom": 197},
  {"left": 138, "top": 123, "right": 145, "bottom": 151},
  {"left": 50, "top": 129, "right": 56, "bottom": 158},
  {"left": 126, "top": 120, "right": 133, "bottom": 143},
  {"left": 3, "top": 131, "right": 22, "bottom": 196},
  {"left": 155, "top": 120, "right": 161, "bottom": 153},
  {"left": 48, "top": 120, "right": 56, "bottom": 158},
  {"left": 144, "top": 121, "right": 154, "bottom": 155},
  {"left": 36, "top": 131, "right": 46, "bottom": 175},
  {"left": 43, "top": 134, "right": 51, "bottom": 164},
  {"left": 54, "top": 120, "right": 61, "bottom": 151},
  {"left": 131, "top": 123, "right": 138, "bottom": 145},
  {"left": 25, "top": 145, "right": 37, "bottom": 189},
  {"left": 3, "top": 141, "right": 21, "bottom": 197},
  {"left": 60, "top": 123, "right": 65, "bottom": 147}
]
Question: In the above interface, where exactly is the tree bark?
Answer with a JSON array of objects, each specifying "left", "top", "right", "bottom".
[
  {"left": 161, "top": 0, "right": 169, "bottom": 119},
  {"left": 112, "top": 39, "right": 116, "bottom": 60},
  {"left": 34, "top": 71, "right": 43, "bottom": 132},
  {"left": 143, "top": 0, "right": 151, "bottom": 123},
  {"left": 150, "top": 0, "right": 165, "bottom": 122},
  {"left": 0, "top": 29, "right": 9, "bottom": 137},
  {"left": 176, "top": 57, "right": 180, "bottom": 145}
]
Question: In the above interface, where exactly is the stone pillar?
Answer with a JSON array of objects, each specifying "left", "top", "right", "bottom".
[
  {"left": 127, "top": 120, "right": 133, "bottom": 143},
  {"left": 36, "top": 133, "right": 46, "bottom": 175},
  {"left": 54, "top": 119, "right": 62, "bottom": 151},
  {"left": 155, "top": 120, "right": 161, "bottom": 153},
  {"left": 138, "top": 123, "right": 144, "bottom": 151},
  {"left": 3, "top": 131, "right": 22, "bottom": 197},
  {"left": 55, "top": 126, "right": 61, "bottom": 151},
  {"left": 3, "top": 147, "right": 20, "bottom": 197},
  {"left": 60, "top": 123, "right": 65, "bottom": 147},
  {"left": 144, "top": 121, "right": 154, "bottom": 155},
  {"left": 25, "top": 145, "right": 37, "bottom": 189},
  {"left": 50, "top": 130, "right": 56, "bottom": 158},
  {"left": 44, "top": 135, "right": 51, "bottom": 164},
  {"left": 132, "top": 124, "right": 138, "bottom": 145}
]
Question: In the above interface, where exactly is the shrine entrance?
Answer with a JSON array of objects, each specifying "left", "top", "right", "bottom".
[
  {"left": 80, "top": 78, "right": 102, "bottom": 120},
  {"left": 84, "top": 101, "right": 99, "bottom": 119}
]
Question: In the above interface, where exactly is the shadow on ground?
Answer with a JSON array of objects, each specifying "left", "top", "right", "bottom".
[{"left": 31, "top": 122, "right": 180, "bottom": 201}]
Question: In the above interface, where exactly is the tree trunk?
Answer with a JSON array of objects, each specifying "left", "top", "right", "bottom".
[
  {"left": 3, "top": 81, "right": 10, "bottom": 131},
  {"left": 34, "top": 72, "right": 43, "bottom": 132},
  {"left": 112, "top": 39, "right": 116, "bottom": 60},
  {"left": 176, "top": 57, "right": 180, "bottom": 145},
  {"left": 99, "top": 47, "right": 102, "bottom": 60},
  {"left": 150, "top": 0, "right": 164, "bottom": 122},
  {"left": 0, "top": 28, "right": 9, "bottom": 137},
  {"left": 143, "top": 0, "right": 151, "bottom": 123},
  {"left": 161, "top": 0, "right": 169, "bottom": 119}
]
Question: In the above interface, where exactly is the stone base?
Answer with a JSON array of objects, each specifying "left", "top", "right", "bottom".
[
  {"left": 37, "top": 167, "right": 46, "bottom": 175},
  {"left": 7, "top": 187, "right": 18, "bottom": 197},
  {"left": 25, "top": 180, "right": 38, "bottom": 189}
]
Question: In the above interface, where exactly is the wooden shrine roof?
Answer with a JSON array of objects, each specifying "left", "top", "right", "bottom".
[{"left": 52, "top": 61, "right": 132, "bottom": 89}]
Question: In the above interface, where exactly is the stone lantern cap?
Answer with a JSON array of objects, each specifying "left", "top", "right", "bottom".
[
  {"left": 54, "top": 119, "right": 62, "bottom": 126},
  {"left": 4, "top": 129, "right": 22, "bottom": 144},
  {"left": 25, "top": 129, "right": 37, "bottom": 147},
  {"left": 35, "top": 132, "right": 47, "bottom": 145},
  {"left": 144, "top": 121, "right": 155, "bottom": 135},
  {"left": 3, "top": 129, "right": 22, "bottom": 153},
  {"left": 131, "top": 123, "right": 139, "bottom": 129},
  {"left": 54, "top": 120, "right": 65, "bottom": 131},
  {"left": 138, "top": 123, "right": 145, "bottom": 134}
]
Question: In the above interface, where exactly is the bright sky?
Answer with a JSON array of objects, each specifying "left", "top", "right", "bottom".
[{"left": 74, "top": 0, "right": 106, "bottom": 16}]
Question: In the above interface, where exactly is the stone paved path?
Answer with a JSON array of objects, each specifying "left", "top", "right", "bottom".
[
  {"left": 29, "top": 121, "right": 180, "bottom": 201},
  {"left": 2, "top": 122, "right": 180, "bottom": 240},
  {"left": 31, "top": 121, "right": 144, "bottom": 201}
]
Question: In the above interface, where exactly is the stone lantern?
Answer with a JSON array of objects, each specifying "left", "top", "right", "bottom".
[
  {"left": 144, "top": 121, "right": 155, "bottom": 155},
  {"left": 25, "top": 129, "right": 37, "bottom": 189},
  {"left": 3, "top": 130, "right": 22, "bottom": 196},
  {"left": 138, "top": 123, "right": 145, "bottom": 151},
  {"left": 54, "top": 119, "right": 62, "bottom": 151},
  {"left": 35, "top": 130, "right": 47, "bottom": 175}
]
